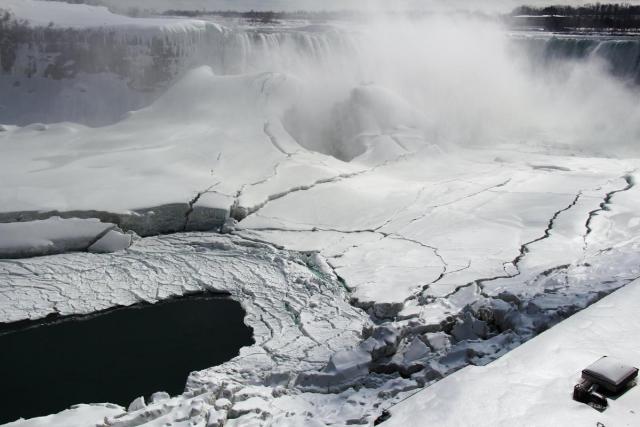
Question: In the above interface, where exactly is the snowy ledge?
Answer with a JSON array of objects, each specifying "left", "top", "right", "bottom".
[
  {"left": 0, "top": 217, "right": 134, "bottom": 259},
  {"left": 386, "top": 278, "right": 640, "bottom": 426}
]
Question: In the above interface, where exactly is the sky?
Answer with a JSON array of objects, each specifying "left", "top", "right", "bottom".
[{"left": 96, "top": 0, "right": 640, "bottom": 13}]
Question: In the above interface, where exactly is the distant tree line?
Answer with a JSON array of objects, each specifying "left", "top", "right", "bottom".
[
  {"left": 508, "top": 3, "right": 640, "bottom": 32},
  {"left": 23, "top": 1, "right": 640, "bottom": 31},
  {"left": 0, "top": 9, "right": 181, "bottom": 88},
  {"left": 162, "top": 9, "right": 361, "bottom": 23},
  {"left": 0, "top": 11, "right": 27, "bottom": 73},
  {"left": 40, "top": 0, "right": 107, "bottom": 5}
]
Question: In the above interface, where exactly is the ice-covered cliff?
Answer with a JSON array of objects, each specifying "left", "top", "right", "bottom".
[
  {"left": 3, "top": 1, "right": 640, "bottom": 127},
  {"left": 513, "top": 33, "right": 640, "bottom": 83},
  {"left": 0, "top": 0, "right": 358, "bottom": 125}
]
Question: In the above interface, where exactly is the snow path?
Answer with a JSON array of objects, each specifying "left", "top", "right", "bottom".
[{"left": 384, "top": 277, "right": 640, "bottom": 427}]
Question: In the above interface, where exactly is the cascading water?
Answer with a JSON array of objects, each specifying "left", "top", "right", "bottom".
[
  {"left": 2, "top": 13, "right": 640, "bottom": 156},
  {"left": 218, "top": 27, "right": 360, "bottom": 75},
  {"left": 0, "top": 14, "right": 363, "bottom": 126},
  {"left": 511, "top": 34, "right": 640, "bottom": 83}
]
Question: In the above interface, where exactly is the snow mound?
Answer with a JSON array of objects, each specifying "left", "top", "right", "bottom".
[{"left": 0, "top": 66, "right": 355, "bottom": 245}]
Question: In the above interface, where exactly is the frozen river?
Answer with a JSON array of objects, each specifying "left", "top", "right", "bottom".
[{"left": 2, "top": 1, "right": 640, "bottom": 425}]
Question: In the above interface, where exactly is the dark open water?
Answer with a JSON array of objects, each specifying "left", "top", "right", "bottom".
[{"left": 0, "top": 293, "right": 253, "bottom": 424}]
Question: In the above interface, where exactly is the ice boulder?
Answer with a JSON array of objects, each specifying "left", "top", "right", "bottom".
[
  {"left": 450, "top": 312, "right": 489, "bottom": 342},
  {"left": 402, "top": 338, "right": 431, "bottom": 364},
  {"left": 326, "top": 347, "right": 372, "bottom": 378},
  {"left": 127, "top": 396, "right": 146, "bottom": 412},
  {"left": 295, "top": 347, "right": 372, "bottom": 392},
  {"left": 149, "top": 391, "right": 170, "bottom": 404},
  {"left": 424, "top": 332, "right": 452, "bottom": 352}
]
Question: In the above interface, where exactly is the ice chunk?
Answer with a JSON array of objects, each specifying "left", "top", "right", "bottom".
[
  {"left": 88, "top": 230, "right": 133, "bottom": 253},
  {"left": 326, "top": 347, "right": 372, "bottom": 378},
  {"left": 127, "top": 396, "right": 146, "bottom": 412},
  {"left": 0, "top": 217, "right": 114, "bottom": 258},
  {"left": 424, "top": 332, "right": 452, "bottom": 352},
  {"left": 451, "top": 312, "right": 489, "bottom": 342},
  {"left": 295, "top": 347, "right": 372, "bottom": 391},
  {"left": 214, "top": 398, "right": 232, "bottom": 411},
  {"left": 403, "top": 338, "right": 430, "bottom": 364},
  {"left": 149, "top": 391, "right": 170, "bottom": 403},
  {"left": 228, "top": 397, "right": 270, "bottom": 418}
]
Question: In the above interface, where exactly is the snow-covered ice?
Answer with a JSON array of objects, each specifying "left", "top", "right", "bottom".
[{"left": 0, "top": 66, "right": 357, "bottom": 238}]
